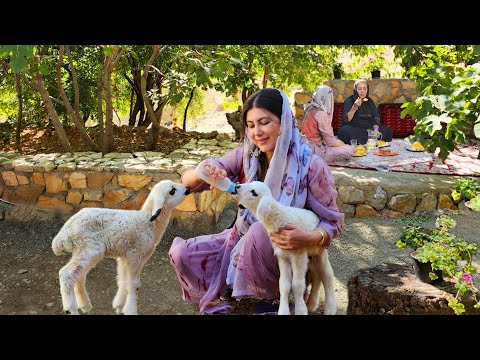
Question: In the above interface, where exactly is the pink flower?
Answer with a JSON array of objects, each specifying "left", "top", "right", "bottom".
[{"left": 462, "top": 272, "right": 473, "bottom": 283}]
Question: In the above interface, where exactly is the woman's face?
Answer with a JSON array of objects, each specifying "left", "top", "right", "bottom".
[
  {"left": 246, "top": 107, "right": 281, "bottom": 154},
  {"left": 356, "top": 82, "right": 368, "bottom": 99}
]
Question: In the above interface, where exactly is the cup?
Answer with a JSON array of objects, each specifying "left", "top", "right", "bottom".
[{"left": 350, "top": 139, "right": 358, "bottom": 146}]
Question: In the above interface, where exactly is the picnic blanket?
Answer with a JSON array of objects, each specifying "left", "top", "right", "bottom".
[{"left": 327, "top": 139, "right": 480, "bottom": 176}]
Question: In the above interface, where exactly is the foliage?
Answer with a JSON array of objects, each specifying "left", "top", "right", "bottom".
[
  {"left": 222, "top": 95, "right": 242, "bottom": 111},
  {"left": 168, "top": 88, "right": 207, "bottom": 127},
  {"left": 468, "top": 196, "right": 480, "bottom": 211},
  {"left": 394, "top": 45, "right": 480, "bottom": 160},
  {"left": 451, "top": 177, "right": 480, "bottom": 202},
  {"left": 365, "top": 51, "right": 386, "bottom": 73},
  {"left": 396, "top": 214, "right": 480, "bottom": 314}
]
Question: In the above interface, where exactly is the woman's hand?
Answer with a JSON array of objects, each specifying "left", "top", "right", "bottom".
[
  {"left": 354, "top": 97, "right": 362, "bottom": 108},
  {"left": 373, "top": 125, "right": 382, "bottom": 140},
  {"left": 271, "top": 224, "right": 317, "bottom": 250},
  {"left": 198, "top": 161, "right": 227, "bottom": 190}
]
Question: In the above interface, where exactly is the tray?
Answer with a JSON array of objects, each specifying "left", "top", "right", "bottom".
[{"left": 373, "top": 150, "right": 398, "bottom": 156}]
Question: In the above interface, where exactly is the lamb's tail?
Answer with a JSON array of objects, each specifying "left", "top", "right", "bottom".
[{"left": 51, "top": 232, "right": 75, "bottom": 256}]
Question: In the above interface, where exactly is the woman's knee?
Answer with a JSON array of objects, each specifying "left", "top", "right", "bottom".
[
  {"left": 337, "top": 127, "right": 350, "bottom": 142},
  {"left": 243, "top": 222, "right": 270, "bottom": 248},
  {"left": 168, "top": 237, "right": 186, "bottom": 270}
]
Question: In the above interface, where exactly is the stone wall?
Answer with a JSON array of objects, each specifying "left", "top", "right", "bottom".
[
  {"left": 0, "top": 135, "right": 466, "bottom": 226},
  {"left": 0, "top": 138, "right": 239, "bottom": 233},
  {"left": 294, "top": 78, "right": 418, "bottom": 120}
]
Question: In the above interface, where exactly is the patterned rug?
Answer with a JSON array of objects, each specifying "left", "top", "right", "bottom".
[{"left": 327, "top": 139, "right": 480, "bottom": 176}]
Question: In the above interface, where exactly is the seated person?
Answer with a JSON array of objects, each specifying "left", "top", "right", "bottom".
[
  {"left": 168, "top": 88, "right": 344, "bottom": 315},
  {"left": 301, "top": 85, "right": 354, "bottom": 162},
  {"left": 337, "top": 79, "right": 393, "bottom": 145}
]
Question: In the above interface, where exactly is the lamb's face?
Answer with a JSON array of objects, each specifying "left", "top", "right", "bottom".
[
  {"left": 159, "top": 180, "right": 191, "bottom": 208},
  {"left": 149, "top": 180, "right": 190, "bottom": 221},
  {"left": 234, "top": 181, "right": 271, "bottom": 213}
]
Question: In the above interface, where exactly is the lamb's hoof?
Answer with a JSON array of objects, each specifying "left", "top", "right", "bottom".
[
  {"left": 323, "top": 301, "right": 337, "bottom": 315},
  {"left": 112, "top": 296, "right": 125, "bottom": 313},
  {"left": 62, "top": 309, "right": 79, "bottom": 315},
  {"left": 307, "top": 300, "right": 319, "bottom": 313},
  {"left": 80, "top": 304, "right": 93, "bottom": 314},
  {"left": 123, "top": 310, "right": 138, "bottom": 315},
  {"left": 114, "top": 306, "right": 123, "bottom": 315},
  {"left": 294, "top": 304, "right": 308, "bottom": 315},
  {"left": 277, "top": 306, "right": 290, "bottom": 315}
]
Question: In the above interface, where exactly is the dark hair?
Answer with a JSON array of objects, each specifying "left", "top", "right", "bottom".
[
  {"left": 240, "top": 88, "right": 283, "bottom": 181},
  {"left": 241, "top": 88, "right": 283, "bottom": 129}
]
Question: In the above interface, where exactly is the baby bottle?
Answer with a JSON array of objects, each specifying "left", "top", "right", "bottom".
[{"left": 194, "top": 161, "right": 236, "bottom": 193}]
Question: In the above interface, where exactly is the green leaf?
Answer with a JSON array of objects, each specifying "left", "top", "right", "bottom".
[
  {"left": 0, "top": 45, "right": 36, "bottom": 73},
  {"left": 474, "top": 122, "right": 480, "bottom": 138}
]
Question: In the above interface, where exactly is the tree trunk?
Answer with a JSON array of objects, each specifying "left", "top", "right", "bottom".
[
  {"left": 183, "top": 86, "right": 195, "bottom": 130},
  {"left": 140, "top": 45, "right": 169, "bottom": 151},
  {"left": 101, "top": 46, "right": 124, "bottom": 154},
  {"left": 32, "top": 71, "right": 73, "bottom": 153},
  {"left": 97, "top": 63, "right": 104, "bottom": 150},
  {"left": 14, "top": 73, "right": 22, "bottom": 151},
  {"left": 103, "top": 55, "right": 114, "bottom": 154},
  {"left": 225, "top": 106, "right": 243, "bottom": 141},
  {"left": 57, "top": 45, "right": 100, "bottom": 152},
  {"left": 347, "top": 263, "right": 480, "bottom": 315}
]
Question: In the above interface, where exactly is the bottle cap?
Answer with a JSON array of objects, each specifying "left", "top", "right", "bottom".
[{"left": 227, "top": 182, "right": 236, "bottom": 193}]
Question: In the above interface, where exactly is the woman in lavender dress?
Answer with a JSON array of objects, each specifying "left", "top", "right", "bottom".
[{"left": 168, "top": 88, "right": 344, "bottom": 314}]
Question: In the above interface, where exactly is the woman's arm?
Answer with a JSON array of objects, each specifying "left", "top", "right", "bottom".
[
  {"left": 305, "top": 155, "right": 344, "bottom": 245},
  {"left": 342, "top": 97, "right": 361, "bottom": 124},
  {"left": 317, "top": 111, "right": 341, "bottom": 147},
  {"left": 180, "top": 146, "right": 244, "bottom": 192}
]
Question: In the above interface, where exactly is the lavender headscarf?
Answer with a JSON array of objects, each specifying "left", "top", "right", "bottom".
[{"left": 235, "top": 88, "right": 312, "bottom": 235}]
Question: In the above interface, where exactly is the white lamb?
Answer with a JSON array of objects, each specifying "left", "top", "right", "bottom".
[
  {"left": 234, "top": 181, "right": 336, "bottom": 315},
  {"left": 51, "top": 180, "right": 190, "bottom": 315}
]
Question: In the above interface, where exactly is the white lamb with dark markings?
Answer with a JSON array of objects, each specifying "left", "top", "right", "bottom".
[
  {"left": 51, "top": 180, "right": 190, "bottom": 315},
  {"left": 234, "top": 181, "right": 336, "bottom": 315}
]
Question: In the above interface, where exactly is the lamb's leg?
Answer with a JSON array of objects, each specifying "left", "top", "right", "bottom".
[
  {"left": 73, "top": 252, "right": 103, "bottom": 314},
  {"left": 112, "top": 257, "right": 128, "bottom": 314},
  {"left": 318, "top": 250, "right": 337, "bottom": 315},
  {"left": 291, "top": 253, "right": 309, "bottom": 315},
  {"left": 59, "top": 253, "right": 97, "bottom": 315},
  {"left": 122, "top": 257, "right": 144, "bottom": 315},
  {"left": 58, "top": 259, "right": 79, "bottom": 315},
  {"left": 306, "top": 255, "right": 322, "bottom": 313},
  {"left": 277, "top": 256, "right": 292, "bottom": 315}
]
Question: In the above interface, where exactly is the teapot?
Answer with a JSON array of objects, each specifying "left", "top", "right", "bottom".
[
  {"left": 366, "top": 129, "right": 382, "bottom": 150},
  {"left": 367, "top": 128, "right": 382, "bottom": 141}
]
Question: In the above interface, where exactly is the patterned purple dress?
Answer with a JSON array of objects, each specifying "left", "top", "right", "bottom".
[{"left": 168, "top": 89, "right": 344, "bottom": 314}]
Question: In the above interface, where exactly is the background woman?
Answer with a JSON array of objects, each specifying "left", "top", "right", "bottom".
[
  {"left": 301, "top": 85, "right": 354, "bottom": 161},
  {"left": 338, "top": 79, "right": 393, "bottom": 145}
]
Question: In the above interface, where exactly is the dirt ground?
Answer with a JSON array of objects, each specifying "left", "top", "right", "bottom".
[{"left": 1, "top": 207, "right": 479, "bottom": 316}]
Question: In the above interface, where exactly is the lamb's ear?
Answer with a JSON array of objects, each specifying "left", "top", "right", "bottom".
[
  {"left": 256, "top": 195, "right": 272, "bottom": 222},
  {"left": 150, "top": 197, "right": 165, "bottom": 221}
]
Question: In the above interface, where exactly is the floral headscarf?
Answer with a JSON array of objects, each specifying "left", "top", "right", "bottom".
[
  {"left": 303, "top": 85, "right": 334, "bottom": 124},
  {"left": 235, "top": 88, "right": 312, "bottom": 235}
]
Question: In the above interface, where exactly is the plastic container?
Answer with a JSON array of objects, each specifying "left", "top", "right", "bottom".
[{"left": 194, "top": 162, "right": 236, "bottom": 193}]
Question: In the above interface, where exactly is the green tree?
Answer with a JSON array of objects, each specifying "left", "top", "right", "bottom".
[{"left": 394, "top": 45, "right": 480, "bottom": 159}]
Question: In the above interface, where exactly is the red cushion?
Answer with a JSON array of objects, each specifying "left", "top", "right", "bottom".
[{"left": 332, "top": 103, "right": 416, "bottom": 137}]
